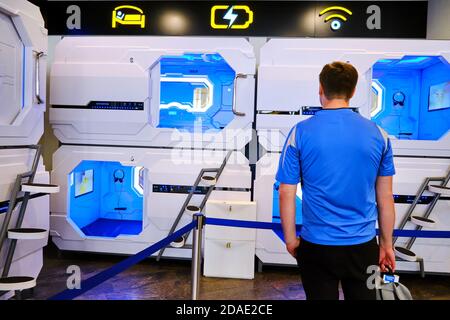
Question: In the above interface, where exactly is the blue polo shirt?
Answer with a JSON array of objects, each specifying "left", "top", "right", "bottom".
[{"left": 275, "top": 108, "right": 395, "bottom": 246}]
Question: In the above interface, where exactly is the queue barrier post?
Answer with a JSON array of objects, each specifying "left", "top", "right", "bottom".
[{"left": 191, "top": 213, "right": 205, "bottom": 300}]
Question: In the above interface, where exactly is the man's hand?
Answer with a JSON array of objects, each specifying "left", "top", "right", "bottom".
[
  {"left": 379, "top": 244, "right": 396, "bottom": 272},
  {"left": 286, "top": 237, "right": 301, "bottom": 258}
]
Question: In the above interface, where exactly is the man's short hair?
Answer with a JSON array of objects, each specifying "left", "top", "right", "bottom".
[{"left": 319, "top": 61, "right": 358, "bottom": 101}]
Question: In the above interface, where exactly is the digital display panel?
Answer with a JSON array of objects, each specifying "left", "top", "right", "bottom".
[
  {"left": 429, "top": 81, "right": 450, "bottom": 111},
  {"left": 74, "top": 169, "right": 94, "bottom": 197}
]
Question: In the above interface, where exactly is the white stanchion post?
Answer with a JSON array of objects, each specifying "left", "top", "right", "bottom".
[{"left": 191, "top": 213, "right": 204, "bottom": 300}]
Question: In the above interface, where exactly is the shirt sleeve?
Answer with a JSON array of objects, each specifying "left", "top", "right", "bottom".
[
  {"left": 378, "top": 138, "right": 396, "bottom": 176},
  {"left": 275, "top": 125, "right": 301, "bottom": 185}
]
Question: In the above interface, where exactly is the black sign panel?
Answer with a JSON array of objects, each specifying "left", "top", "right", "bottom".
[
  {"left": 314, "top": 1, "right": 428, "bottom": 38},
  {"left": 43, "top": 1, "right": 428, "bottom": 38}
]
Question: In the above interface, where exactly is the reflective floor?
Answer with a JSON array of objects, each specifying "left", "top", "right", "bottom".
[{"left": 31, "top": 243, "right": 450, "bottom": 300}]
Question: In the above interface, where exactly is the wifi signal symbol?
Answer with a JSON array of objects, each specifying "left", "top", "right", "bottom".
[{"left": 319, "top": 6, "right": 353, "bottom": 31}]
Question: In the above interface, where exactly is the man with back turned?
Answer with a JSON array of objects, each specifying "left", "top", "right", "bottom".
[{"left": 277, "top": 62, "right": 396, "bottom": 300}]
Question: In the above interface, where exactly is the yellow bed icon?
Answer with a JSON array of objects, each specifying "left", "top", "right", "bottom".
[{"left": 112, "top": 5, "right": 146, "bottom": 29}]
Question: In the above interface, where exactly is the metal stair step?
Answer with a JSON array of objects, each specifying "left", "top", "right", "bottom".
[
  {"left": 167, "top": 244, "right": 192, "bottom": 250},
  {"left": 410, "top": 216, "right": 436, "bottom": 229},
  {"left": 428, "top": 185, "right": 450, "bottom": 196},
  {"left": 185, "top": 205, "right": 201, "bottom": 216},
  {"left": 201, "top": 175, "right": 217, "bottom": 186},
  {"left": 170, "top": 235, "right": 186, "bottom": 248},
  {"left": 21, "top": 183, "right": 60, "bottom": 194},
  {"left": 394, "top": 246, "right": 417, "bottom": 262},
  {"left": 0, "top": 276, "right": 36, "bottom": 291},
  {"left": 8, "top": 228, "right": 48, "bottom": 240}
]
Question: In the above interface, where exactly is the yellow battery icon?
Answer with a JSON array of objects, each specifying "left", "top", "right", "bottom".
[{"left": 210, "top": 5, "right": 254, "bottom": 29}]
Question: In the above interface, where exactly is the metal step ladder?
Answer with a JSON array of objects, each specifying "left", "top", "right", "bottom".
[
  {"left": 393, "top": 167, "right": 450, "bottom": 277},
  {"left": 0, "top": 145, "right": 60, "bottom": 298},
  {"left": 156, "top": 151, "right": 232, "bottom": 261}
]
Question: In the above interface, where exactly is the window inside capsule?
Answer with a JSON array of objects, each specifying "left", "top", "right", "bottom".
[
  {"left": 371, "top": 56, "right": 450, "bottom": 141},
  {"left": 158, "top": 53, "right": 236, "bottom": 132}
]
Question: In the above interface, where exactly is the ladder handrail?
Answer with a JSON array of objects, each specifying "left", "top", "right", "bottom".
[
  {"left": 0, "top": 145, "right": 42, "bottom": 278},
  {"left": 393, "top": 176, "right": 444, "bottom": 244},
  {"left": 405, "top": 169, "right": 450, "bottom": 250},
  {"left": 0, "top": 176, "right": 23, "bottom": 255},
  {"left": 156, "top": 150, "right": 233, "bottom": 261},
  {"left": 181, "top": 151, "right": 234, "bottom": 242},
  {"left": 199, "top": 151, "right": 232, "bottom": 211},
  {"left": 0, "top": 145, "right": 40, "bottom": 150},
  {"left": 0, "top": 193, "right": 47, "bottom": 214}
]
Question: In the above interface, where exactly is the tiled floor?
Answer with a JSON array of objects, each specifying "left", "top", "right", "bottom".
[{"left": 31, "top": 243, "right": 450, "bottom": 300}]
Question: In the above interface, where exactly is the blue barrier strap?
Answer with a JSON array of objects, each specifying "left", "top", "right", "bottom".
[
  {"left": 205, "top": 217, "right": 450, "bottom": 239},
  {"left": 49, "top": 221, "right": 196, "bottom": 300},
  {"left": 386, "top": 229, "right": 450, "bottom": 238},
  {"left": 205, "top": 217, "right": 301, "bottom": 232}
]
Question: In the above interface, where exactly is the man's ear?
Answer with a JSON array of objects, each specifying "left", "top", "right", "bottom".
[{"left": 319, "top": 83, "right": 324, "bottom": 96}]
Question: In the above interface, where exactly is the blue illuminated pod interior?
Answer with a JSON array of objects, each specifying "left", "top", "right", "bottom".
[
  {"left": 272, "top": 182, "right": 302, "bottom": 242},
  {"left": 158, "top": 53, "right": 236, "bottom": 132},
  {"left": 371, "top": 56, "right": 450, "bottom": 140},
  {"left": 68, "top": 160, "right": 144, "bottom": 238}
]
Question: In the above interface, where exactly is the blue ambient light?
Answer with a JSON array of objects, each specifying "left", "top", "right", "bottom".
[{"left": 158, "top": 53, "right": 236, "bottom": 132}]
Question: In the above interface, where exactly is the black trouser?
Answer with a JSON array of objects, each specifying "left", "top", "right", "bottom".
[{"left": 296, "top": 237, "right": 379, "bottom": 300}]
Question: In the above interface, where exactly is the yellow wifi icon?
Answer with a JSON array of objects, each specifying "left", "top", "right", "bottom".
[{"left": 319, "top": 6, "right": 353, "bottom": 31}]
